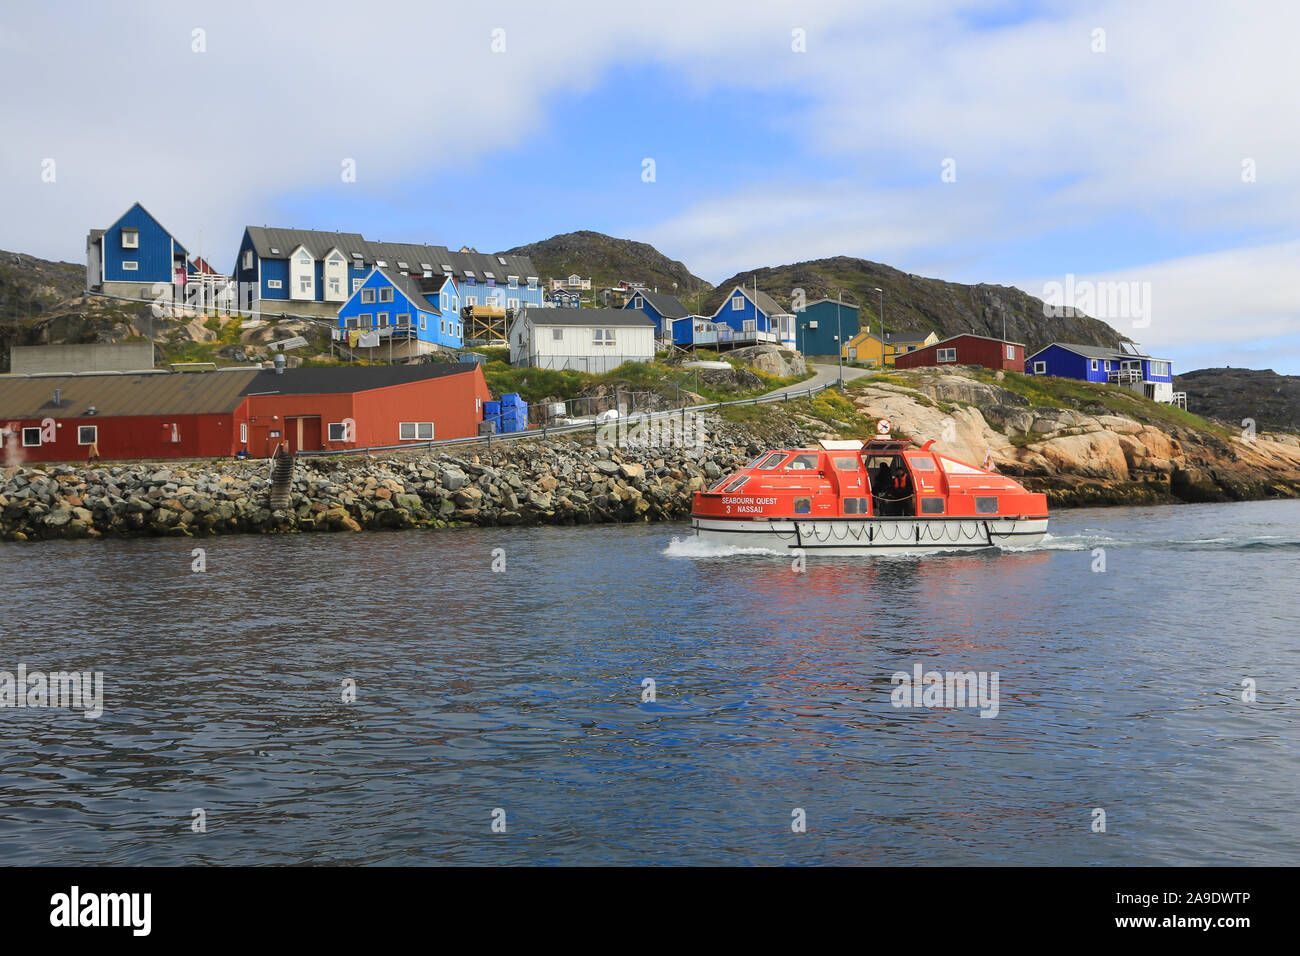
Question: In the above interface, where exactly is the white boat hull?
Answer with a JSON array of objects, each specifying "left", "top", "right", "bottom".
[{"left": 690, "top": 515, "right": 1049, "bottom": 555}]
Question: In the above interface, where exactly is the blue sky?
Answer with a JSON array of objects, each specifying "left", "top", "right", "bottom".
[{"left": 2, "top": 0, "right": 1298, "bottom": 372}]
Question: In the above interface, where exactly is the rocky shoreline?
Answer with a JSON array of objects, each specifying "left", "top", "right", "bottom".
[
  {"left": 4, "top": 393, "right": 1299, "bottom": 542},
  {"left": 0, "top": 416, "right": 812, "bottom": 541}
]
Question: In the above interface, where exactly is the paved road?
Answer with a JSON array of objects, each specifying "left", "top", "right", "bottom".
[{"left": 760, "top": 361, "right": 873, "bottom": 399}]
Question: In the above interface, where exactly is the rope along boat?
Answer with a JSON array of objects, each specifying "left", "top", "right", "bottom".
[{"left": 690, "top": 436, "right": 1049, "bottom": 555}]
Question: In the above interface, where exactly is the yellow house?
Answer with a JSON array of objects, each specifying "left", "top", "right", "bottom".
[{"left": 842, "top": 330, "right": 939, "bottom": 366}]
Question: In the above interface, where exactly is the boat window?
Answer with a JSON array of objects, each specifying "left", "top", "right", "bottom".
[
  {"left": 860, "top": 498, "right": 871, "bottom": 514},
  {"left": 708, "top": 474, "right": 737, "bottom": 492},
  {"left": 832, "top": 456, "right": 860, "bottom": 470},
  {"left": 786, "top": 454, "right": 820, "bottom": 470},
  {"left": 907, "top": 456, "right": 936, "bottom": 471},
  {"left": 722, "top": 475, "right": 750, "bottom": 493},
  {"left": 756, "top": 453, "right": 788, "bottom": 470},
  {"left": 975, "top": 496, "right": 999, "bottom": 514},
  {"left": 844, "top": 497, "right": 860, "bottom": 515},
  {"left": 921, "top": 498, "right": 944, "bottom": 515},
  {"left": 793, "top": 497, "right": 812, "bottom": 515}
]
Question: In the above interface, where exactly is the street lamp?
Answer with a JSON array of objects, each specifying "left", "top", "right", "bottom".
[{"left": 834, "top": 289, "right": 859, "bottom": 387}]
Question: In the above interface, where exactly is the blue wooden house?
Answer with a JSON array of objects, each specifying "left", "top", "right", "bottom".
[
  {"left": 710, "top": 285, "right": 797, "bottom": 350},
  {"left": 549, "top": 288, "right": 582, "bottom": 309},
  {"left": 1025, "top": 342, "right": 1177, "bottom": 403},
  {"left": 624, "top": 290, "right": 690, "bottom": 340},
  {"left": 337, "top": 268, "right": 464, "bottom": 357},
  {"left": 86, "top": 202, "right": 190, "bottom": 300},
  {"left": 796, "top": 298, "right": 860, "bottom": 356}
]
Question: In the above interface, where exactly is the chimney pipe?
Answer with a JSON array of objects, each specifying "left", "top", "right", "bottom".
[{"left": 53, "top": 388, "right": 61, "bottom": 407}]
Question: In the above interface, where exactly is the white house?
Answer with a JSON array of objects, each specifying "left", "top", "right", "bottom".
[{"left": 509, "top": 307, "right": 657, "bottom": 373}]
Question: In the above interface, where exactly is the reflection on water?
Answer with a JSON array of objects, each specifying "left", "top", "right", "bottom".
[{"left": 0, "top": 499, "right": 1297, "bottom": 864}]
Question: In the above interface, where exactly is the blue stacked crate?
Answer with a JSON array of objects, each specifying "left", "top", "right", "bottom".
[
  {"left": 499, "top": 393, "right": 528, "bottom": 434},
  {"left": 483, "top": 400, "right": 502, "bottom": 435}
]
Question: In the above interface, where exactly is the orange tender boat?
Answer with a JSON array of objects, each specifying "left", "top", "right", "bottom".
[{"left": 690, "top": 437, "right": 1049, "bottom": 554}]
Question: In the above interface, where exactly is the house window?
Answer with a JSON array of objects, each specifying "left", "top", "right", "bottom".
[
  {"left": 328, "top": 277, "right": 341, "bottom": 296},
  {"left": 1006, "top": 345, "right": 1015, "bottom": 359},
  {"left": 452, "top": 297, "right": 459, "bottom": 312},
  {"left": 267, "top": 279, "right": 283, "bottom": 289},
  {"left": 121, "top": 229, "right": 139, "bottom": 249},
  {"left": 345, "top": 317, "right": 358, "bottom": 330},
  {"left": 1033, "top": 361, "right": 1046, "bottom": 374},
  {"left": 78, "top": 425, "right": 97, "bottom": 445},
  {"left": 243, "top": 250, "right": 254, "bottom": 270},
  {"left": 440, "top": 319, "right": 446, "bottom": 334},
  {"left": 328, "top": 422, "right": 350, "bottom": 442},
  {"left": 593, "top": 328, "right": 615, "bottom": 346},
  {"left": 552, "top": 328, "right": 563, "bottom": 340},
  {"left": 352, "top": 278, "right": 363, "bottom": 292},
  {"left": 420, "top": 315, "right": 427, "bottom": 331},
  {"left": 1091, "top": 359, "right": 1099, "bottom": 371},
  {"left": 299, "top": 275, "right": 312, "bottom": 294},
  {"left": 122, "top": 261, "right": 138, "bottom": 271},
  {"left": 506, "top": 298, "right": 518, "bottom": 310},
  {"left": 508, "top": 277, "right": 518, "bottom": 289},
  {"left": 360, "top": 313, "right": 373, "bottom": 329},
  {"left": 742, "top": 319, "right": 756, "bottom": 332},
  {"left": 399, "top": 422, "right": 434, "bottom": 441},
  {"left": 731, "top": 296, "right": 744, "bottom": 311},
  {"left": 361, "top": 288, "right": 375, "bottom": 304},
  {"left": 440, "top": 292, "right": 448, "bottom": 311},
  {"left": 396, "top": 313, "right": 410, "bottom": 328},
  {"left": 21, "top": 427, "right": 41, "bottom": 447},
  {"left": 633, "top": 296, "right": 643, "bottom": 308},
  {"left": 527, "top": 278, "right": 537, "bottom": 290},
  {"left": 466, "top": 295, "right": 477, "bottom": 306},
  {"left": 240, "top": 423, "right": 248, "bottom": 443},
  {"left": 937, "top": 348, "right": 957, "bottom": 362},
  {"left": 377, "top": 312, "right": 389, "bottom": 328},
  {"left": 379, "top": 287, "right": 394, "bottom": 303}
]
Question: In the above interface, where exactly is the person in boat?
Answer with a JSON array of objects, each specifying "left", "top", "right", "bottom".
[
  {"left": 891, "top": 462, "right": 914, "bottom": 516},
  {"left": 872, "top": 461, "right": 895, "bottom": 516}
]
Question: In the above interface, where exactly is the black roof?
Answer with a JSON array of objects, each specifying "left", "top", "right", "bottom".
[{"left": 240, "top": 364, "right": 476, "bottom": 396}]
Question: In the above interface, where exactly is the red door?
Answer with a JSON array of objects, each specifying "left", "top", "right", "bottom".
[{"left": 286, "top": 416, "right": 322, "bottom": 453}]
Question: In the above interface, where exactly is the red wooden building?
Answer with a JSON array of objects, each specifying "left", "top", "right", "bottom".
[
  {"left": 893, "top": 333, "right": 1026, "bottom": 371},
  {"left": 0, "top": 364, "right": 491, "bottom": 463}
]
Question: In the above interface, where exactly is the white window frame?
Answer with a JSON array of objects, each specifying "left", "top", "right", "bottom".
[
  {"left": 379, "top": 287, "right": 394, "bottom": 303},
  {"left": 345, "top": 316, "right": 359, "bottom": 330},
  {"left": 122, "top": 261, "right": 138, "bottom": 271},
  {"left": 420, "top": 315, "right": 427, "bottom": 331},
  {"left": 359, "top": 313, "right": 373, "bottom": 329},
  {"left": 267, "top": 279, "right": 283, "bottom": 289},
  {"left": 937, "top": 348, "right": 957, "bottom": 362},
  {"left": 352, "top": 277, "right": 363, "bottom": 292},
  {"left": 243, "top": 250, "right": 254, "bottom": 270},
  {"left": 378, "top": 312, "right": 389, "bottom": 328},
  {"left": 121, "top": 229, "right": 139, "bottom": 249},
  {"left": 21, "top": 427, "right": 41, "bottom": 447},
  {"left": 742, "top": 319, "right": 756, "bottom": 332},
  {"left": 1033, "top": 361, "right": 1046, "bottom": 374},
  {"left": 552, "top": 327, "right": 563, "bottom": 341},
  {"left": 508, "top": 276, "right": 518, "bottom": 289},
  {"left": 77, "top": 425, "right": 98, "bottom": 445},
  {"left": 240, "top": 423, "right": 248, "bottom": 443},
  {"left": 396, "top": 313, "right": 411, "bottom": 328},
  {"left": 328, "top": 422, "right": 350, "bottom": 442},
  {"left": 361, "top": 288, "right": 375, "bottom": 304},
  {"left": 1090, "top": 359, "right": 1099, "bottom": 371},
  {"left": 399, "top": 422, "right": 434, "bottom": 441},
  {"left": 731, "top": 295, "right": 744, "bottom": 311},
  {"left": 1006, "top": 345, "right": 1015, "bottom": 359}
]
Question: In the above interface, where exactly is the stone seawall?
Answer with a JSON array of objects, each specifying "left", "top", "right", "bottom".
[{"left": 0, "top": 417, "right": 813, "bottom": 541}]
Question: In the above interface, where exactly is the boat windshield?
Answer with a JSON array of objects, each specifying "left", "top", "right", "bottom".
[
  {"left": 755, "top": 453, "right": 788, "bottom": 470},
  {"left": 785, "top": 453, "right": 820, "bottom": 470}
]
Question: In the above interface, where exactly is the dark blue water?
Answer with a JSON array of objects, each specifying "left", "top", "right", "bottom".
[{"left": 1, "top": 499, "right": 1297, "bottom": 865}]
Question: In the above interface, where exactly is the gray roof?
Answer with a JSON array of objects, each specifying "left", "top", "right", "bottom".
[
  {"left": 245, "top": 227, "right": 368, "bottom": 261},
  {"left": 628, "top": 290, "right": 689, "bottom": 318},
  {"left": 524, "top": 307, "right": 657, "bottom": 328},
  {"left": 719, "top": 285, "right": 792, "bottom": 318},
  {"left": 243, "top": 228, "right": 539, "bottom": 283}
]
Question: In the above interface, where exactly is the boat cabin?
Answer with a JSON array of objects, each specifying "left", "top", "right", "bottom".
[{"left": 693, "top": 438, "right": 1047, "bottom": 520}]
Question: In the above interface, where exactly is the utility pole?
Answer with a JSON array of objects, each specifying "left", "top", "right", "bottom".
[
  {"left": 873, "top": 286, "right": 885, "bottom": 368},
  {"left": 836, "top": 290, "right": 844, "bottom": 388}
]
